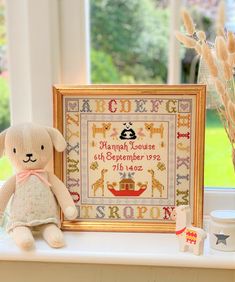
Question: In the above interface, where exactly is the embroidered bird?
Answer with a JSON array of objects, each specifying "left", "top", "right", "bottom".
[
  {"left": 90, "top": 161, "right": 99, "bottom": 170},
  {"left": 137, "top": 128, "right": 146, "bottom": 140},
  {"left": 157, "top": 162, "right": 166, "bottom": 171}
]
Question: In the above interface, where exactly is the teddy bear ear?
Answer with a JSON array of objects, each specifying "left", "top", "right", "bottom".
[
  {"left": 0, "top": 129, "right": 7, "bottom": 157},
  {"left": 46, "top": 127, "right": 67, "bottom": 152}
]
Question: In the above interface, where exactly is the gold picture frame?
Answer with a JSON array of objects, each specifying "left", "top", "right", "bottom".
[{"left": 53, "top": 85, "right": 206, "bottom": 233}]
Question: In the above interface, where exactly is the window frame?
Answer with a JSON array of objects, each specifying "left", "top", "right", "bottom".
[
  {"left": 4, "top": 0, "right": 234, "bottom": 213},
  {"left": 5, "top": 0, "right": 90, "bottom": 126}
]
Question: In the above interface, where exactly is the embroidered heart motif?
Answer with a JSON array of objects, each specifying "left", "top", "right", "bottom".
[
  {"left": 68, "top": 102, "right": 78, "bottom": 111},
  {"left": 180, "top": 103, "right": 189, "bottom": 111}
]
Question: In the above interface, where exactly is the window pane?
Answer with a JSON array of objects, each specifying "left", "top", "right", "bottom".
[
  {"left": 90, "top": 0, "right": 235, "bottom": 187},
  {"left": 205, "top": 110, "right": 235, "bottom": 187},
  {"left": 90, "top": 0, "right": 170, "bottom": 84},
  {"left": 0, "top": 0, "right": 13, "bottom": 181},
  {"left": 182, "top": 0, "right": 235, "bottom": 187}
]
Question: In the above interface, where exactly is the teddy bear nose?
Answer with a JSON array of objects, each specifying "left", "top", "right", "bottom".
[{"left": 26, "top": 153, "right": 33, "bottom": 157}]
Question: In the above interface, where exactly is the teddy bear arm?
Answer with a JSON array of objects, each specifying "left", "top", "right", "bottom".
[
  {"left": 0, "top": 175, "right": 16, "bottom": 216},
  {"left": 48, "top": 173, "right": 78, "bottom": 220}
]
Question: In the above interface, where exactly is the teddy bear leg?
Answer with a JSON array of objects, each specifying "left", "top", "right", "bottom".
[
  {"left": 10, "top": 226, "right": 35, "bottom": 250},
  {"left": 41, "top": 223, "right": 65, "bottom": 248}
]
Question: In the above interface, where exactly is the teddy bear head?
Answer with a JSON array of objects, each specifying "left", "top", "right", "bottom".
[{"left": 0, "top": 123, "right": 66, "bottom": 171}]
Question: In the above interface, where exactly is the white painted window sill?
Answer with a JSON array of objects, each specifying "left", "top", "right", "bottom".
[
  {"left": 1, "top": 181, "right": 235, "bottom": 269},
  {"left": 0, "top": 231, "right": 235, "bottom": 269}
]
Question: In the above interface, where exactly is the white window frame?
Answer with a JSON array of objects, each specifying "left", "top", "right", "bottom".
[
  {"left": 168, "top": 0, "right": 182, "bottom": 84},
  {"left": 5, "top": 0, "right": 90, "bottom": 126},
  {"left": 5, "top": 0, "right": 234, "bottom": 214}
]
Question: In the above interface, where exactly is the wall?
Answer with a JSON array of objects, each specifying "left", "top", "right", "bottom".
[{"left": 0, "top": 262, "right": 235, "bottom": 282}]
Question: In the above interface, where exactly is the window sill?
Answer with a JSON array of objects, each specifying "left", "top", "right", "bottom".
[
  {"left": 0, "top": 182, "right": 234, "bottom": 269},
  {"left": 0, "top": 231, "right": 235, "bottom": 269}
]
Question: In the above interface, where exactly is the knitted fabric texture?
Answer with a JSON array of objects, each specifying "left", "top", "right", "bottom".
[{"left": 7, "top": 171, "right": 60, "bottom": 232}]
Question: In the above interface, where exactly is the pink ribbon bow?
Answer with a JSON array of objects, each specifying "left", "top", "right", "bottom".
[{"left": 17, "top": 169, "right": 52, "bottom": 187}]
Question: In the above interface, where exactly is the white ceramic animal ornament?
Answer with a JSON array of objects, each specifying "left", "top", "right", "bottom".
[
  {"left": 175, "top": 205, "right": 207, "bottom": 255},
  {"left": 0, "top": 123, "right": 78, "bottom": 250}
]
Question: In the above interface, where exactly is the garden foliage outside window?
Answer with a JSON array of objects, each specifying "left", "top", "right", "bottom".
[
  {"left": 0, "top": 0, "right": 234, "bottom": 188},
  {"left": 90, "top": 0, "right": 235, "bottom": 188}
]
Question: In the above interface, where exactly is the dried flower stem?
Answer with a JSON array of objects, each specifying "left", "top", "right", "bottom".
[
  {"left": 176, "top": 5, "right": 235, "bottom": 170},
  {"left": 216, "top": 1, "right": 226, "bottom": 37},
  {"left": 196, "top": 31, "right": 206, "bottom": 42},
  {"left": 215, "top": 36, "right": 229, "bottom": 62},
  {"left": 228, "top": 32, "right": 235, "bottom": 53},
  {"left": 217, "top": 1, "right": 225, "bottom": 28},
  {"left": 181, "top": 8, "right": 195, "bottom": 35},
  {"left": 201, "top": 43, "right": 218, "bottom": 77},
  {"left": 175, "top": 31, "right": 196, "bottom": 48}
]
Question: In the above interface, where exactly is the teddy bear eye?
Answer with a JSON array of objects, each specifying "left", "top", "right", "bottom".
[
  {"left": 41, "top": 145, "right": 44, "bottom": 150},
  {"left": 13, "top": 148, "right": 16, "bottom": 153}
]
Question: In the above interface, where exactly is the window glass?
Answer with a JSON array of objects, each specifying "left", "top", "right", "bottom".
[
  {"left": 0, "top": 0, "right": 13, "bottom": 181},
  {"left": 90, "top": 0, "right": 170, "bottom": 84},
  {"left": 183, "top": 0, "right": 235, "bottom": 187},
  {"left": 90, "top": 0, "right": 235, "bottom": 187}
]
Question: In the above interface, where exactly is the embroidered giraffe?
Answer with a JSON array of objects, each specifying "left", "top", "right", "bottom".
[
  {"left": 148, "top": 169, "right": 164, "bottom": 197},
  {"left": 92, "top": 169, "right": 108, "bottom": 196}
]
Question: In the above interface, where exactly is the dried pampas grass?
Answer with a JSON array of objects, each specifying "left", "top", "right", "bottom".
[
  {"left": 228, "top": 100, "right": 235, "bottom": 125},
  {"left": 195, "top": 42, "right": 202, "bottom": 55},
  {"left": 201, "top": 43, "right": 214, "bottom": 64},
  {"left": 215, "top": 36, "right": 229, "bottom": 62},
  {"left": 208, "top": 62, "right": 219, "bottom": 78},
  {"left": 216, "top": 1, "right": 225, "bottom": 36},
  {"left": 217, "top": 1, "right": 225, "bottom": 28},
  {"left": 176, "top": 5, "right": 235, "bottom": 170},
  {"left": 222, "top": 93, "right": 229, "bottom": 109},
  {"left": 214, "top": 79, "right": 229, "bottom": 107},
  {"left": 216, "top": 26, "right": 226, "bottom": 38},
  {"left": 222, "top": 61, "right": 233, "bottom": 80},
  {"left": 229, "top": 53, "right": 235, "bottom": 66},
  {"left": 230, "top": 129, "right": 235, "bottom": 144},
  {"left": 201, "top": 43, "right": 218, "bottom": 77},
  {"left": 175, "top": 31, "right": 196, "bottom": 48},
  {"left": 197, "top": 31, "right": 206, "bottom": 41},
  {"left": 181, "top": 8, "right": 195, "bottom": 35},
  {"left": 228, "top": 32, "right": 235, "bottom": 54},
  {"left": 215, "top": 78, "right": 226, "bottom": 97}
]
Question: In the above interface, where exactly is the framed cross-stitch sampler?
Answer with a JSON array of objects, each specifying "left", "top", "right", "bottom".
[{"left": 53, "top": 85, "right": 206, "bottom": 233}]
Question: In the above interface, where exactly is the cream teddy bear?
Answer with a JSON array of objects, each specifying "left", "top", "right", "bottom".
[{"left": 0, "top": 123, "right": 78, "bottom": 249}]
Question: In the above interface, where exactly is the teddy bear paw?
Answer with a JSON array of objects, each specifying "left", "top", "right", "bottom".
[
  {"left": 65, "top": 206, "right": 78, "bottom": 220},
  {"left": 20, "top": 237, "right": 35, "bottom": 250},
  {"left": 47, "top": 231, "right": 65, "bottom": 248}
]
